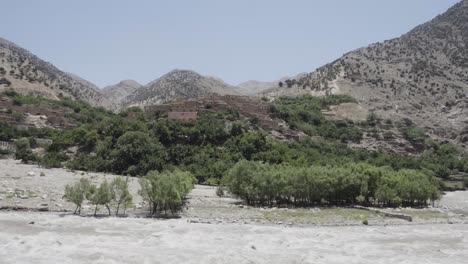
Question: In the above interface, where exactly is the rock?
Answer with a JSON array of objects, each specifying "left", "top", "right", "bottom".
[
  {"left": 251, "top": 245, "right": 256, "bottom": 250},
  {"left": 41, "top": 194, "right": 47, "bottom": 199},
  {"left": 239, "top": 205, "right": 244, "bottom": 208},
  {"left": 277, "top": 221, "right": 283, "bottom": 225},
  {"left": 136, "top": 204, "right": 143, "bottom": 209},
  {"left": 19, "top": 195, "right": 29, "bottom": 199},
  {"left": 14, "top": 189, "right": 25, "bottom": 195},
  {"left": 0, "top": 196, "right": 2, "bottom": 200},
  {"left": 55, "top": 203, "right": 63, "bottom": 207},
  {"left": 40, "top": 172, "right": 46, "bottom": 177},
  {"left": 27, "top": 171, "right": 35, "bottom": 177},
  {"left": 40, "top": 203, "right": 48, "bottom": 207},
  {"left": 28, "top": 221, "right": 35, "bottom": 225}
]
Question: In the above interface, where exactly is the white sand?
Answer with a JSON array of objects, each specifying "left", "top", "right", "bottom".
[{"left": 0, "top": 211, "right": 467, "bottom": 264}]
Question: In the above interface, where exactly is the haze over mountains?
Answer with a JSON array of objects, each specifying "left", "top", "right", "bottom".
[{"left": 1, "top": 0, "right": 467, "bottom": 144}]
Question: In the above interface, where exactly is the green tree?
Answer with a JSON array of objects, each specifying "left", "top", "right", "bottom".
[
  {"left": 15, "top": 137, "right": 35, "bottom": 163},
  {"left": 110, "top": 177, "right": 133, "bottom": 216},
  {"left": 89, "top": 179, "right": 113, "bottom": 216},
  {"left": 63, "top": 178, "right": 93, "bottom": 215}
]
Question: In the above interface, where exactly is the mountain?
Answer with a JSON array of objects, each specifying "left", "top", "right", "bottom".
[
  {"left": 0, "top": 37, "right": 111, "bottom": 108},
  {"left": 264, "top": 0, "right": 468, "bottom": 145},
  {"left": 102, "top": 79, "right": 142, "bottom": 106},
  {"left": 123, "top": 69, "right": 238, "bottom": 107},
  {"left": 237, "top": 73, "right": 307, "bottom": 95}
]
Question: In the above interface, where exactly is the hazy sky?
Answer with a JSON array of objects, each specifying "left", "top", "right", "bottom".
[{"left": 1, "top": 0, "right": 460, "bottom": 87}]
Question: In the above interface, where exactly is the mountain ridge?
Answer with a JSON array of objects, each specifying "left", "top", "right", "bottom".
[
  {"left": 123, "top": 69, "right": 238, "bottom": 107},
  {"left": 263, "top": 0, "right": 468, "bottom": 146},
  {"left": 0, "top": 37, "right": 112, "bottom": 108}
]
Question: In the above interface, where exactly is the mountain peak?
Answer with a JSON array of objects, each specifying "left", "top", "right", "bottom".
[{"left": 123, "top": 69, "right": 237, "bottom": 107}]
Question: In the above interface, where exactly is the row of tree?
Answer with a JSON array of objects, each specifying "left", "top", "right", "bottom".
[
  {"left": 63, "top": 177, "right": 133, "bottom": 216},
  {"left": 222, "top": 161, "right": 441, "bottom": 207}
]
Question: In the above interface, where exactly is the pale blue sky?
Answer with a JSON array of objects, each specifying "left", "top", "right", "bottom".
[{"left": 1, "top": 0, "right": 460, "bottom": 87}]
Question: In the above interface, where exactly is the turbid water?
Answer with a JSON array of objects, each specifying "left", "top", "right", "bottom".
[{"left": 0, "top": 211, "right": 467, "bottom": 264}]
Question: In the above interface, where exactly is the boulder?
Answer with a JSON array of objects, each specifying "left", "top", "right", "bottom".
[{"left": 27, "top": 171, "right": 35, "bottom": 177}]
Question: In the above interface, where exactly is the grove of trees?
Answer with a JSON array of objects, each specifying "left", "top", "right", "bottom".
[
  {"left": 223, "top": 160, "right": 441, "bottom": 207},
  {"left": 63, "top": 177, "right": 133, "bottom": 216}
]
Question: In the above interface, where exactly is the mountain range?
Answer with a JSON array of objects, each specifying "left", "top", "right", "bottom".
[{"left": 1, "top": 0, "right": 468, "bottom": 145}]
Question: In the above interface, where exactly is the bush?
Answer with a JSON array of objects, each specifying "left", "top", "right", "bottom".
[
  {"left": 139, "top": 169, "right": 195, "bottom": 215},
  {"left": 15, "top": 137, "right": 36, "bottom": 163},
  {"left": 404, "top": 127, "right": 426, "bottom": 144}
]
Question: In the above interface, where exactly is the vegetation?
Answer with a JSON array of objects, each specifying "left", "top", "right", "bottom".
[
  {"left": 139, "top": 169, "right": 195, "bottom": 215},
  {"left": 270, "top": 95, "right": 362, "bottom": 142},
  {"left": 3, "top": 92, "right": 468, "bottom": 211},
  {"left": 63, "top": 178, "right": 93, "bottom": 215},
  {"left": 110, "top": 177, "right": 133, "bottom": 215},
  {"left": 63, "top": 177, "right": 133, "bottom": 216},
  {"left": 222, "top": 160, "right": 441, "bottom": 207}
]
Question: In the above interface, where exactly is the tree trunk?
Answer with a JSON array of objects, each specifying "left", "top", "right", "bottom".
[
  {"left": 116, "top": 203, "right": 120, "bottom": 216},
  {"left": 94, "top": 205, "right": 98, "bottom": 216},
  {"left": 106, "top": 204, "right": 111, "bottom": 216}
]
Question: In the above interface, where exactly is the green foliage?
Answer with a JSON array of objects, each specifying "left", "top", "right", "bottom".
[
  {"left": 15, "top": 137, "right": 36, "bottom": 163},
  {"left": 404, "top": 127, "right": 427, "bottom": 144},
  {"left": 223, "top": 161, "right": 440, "bottom": 207},
  {"left": 139, "top": 169, "right": 195, "bottom": 215},
  {"left": 88, "top": 179, "right": 113, "bottom": 216},
  {"left": 272, "top": 95, "right": 362, "bottom": 142},
  {"left": 63, "top": 178, "right": 93, "bottom": 214},
  {"left": 38, "top": 152, "right": 67, "bottom": 168},
  {"left": 110, "top": 177, "right": 133, "bottom": 215},
  {"left": 111, "top": 131, "right": 165, "bottom": 176},
  {"left": 3, "top": 93, "right": 467, "bottom": 188}
]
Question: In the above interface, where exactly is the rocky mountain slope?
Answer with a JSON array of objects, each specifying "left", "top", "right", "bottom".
[
  {"left": 263, "top": 0, "right": 468, "bottom": 146},
  {"left": 102, "top": 79, "right": 141, "bottom": 106},
  {"left": 0, "top": 37, "right": 111, "bottom": 108},
  {"left": 236, "top": 74, "right": 307, "bottom": 96},
  {"left": 123, "top": 70, "right": 238, "bottom": 107}
]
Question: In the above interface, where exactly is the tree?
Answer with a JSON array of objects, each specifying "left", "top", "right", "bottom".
[
  {"left": 139, "top": 169, "right": 194, "bottom": 215},
  {"left": 15, "top": 137, "right": 35, "bottom": 163},
  {"left": 110, "top": 131, "right": 165, "bottom": 176},
  {"left": 110, "top": 177, "right": 133, "bottom": 216},
  {"left": 89, "top": 179, "right": 113, "bottom": 216},
  {"left": 63, "top": 178, "right": 92, "bottom": 215}
]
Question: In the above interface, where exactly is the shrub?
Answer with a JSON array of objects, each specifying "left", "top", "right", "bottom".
[
  {"left": 139, "top": 169, "right": 195, "bottom": 215},
  {"left": 404, "top": 127, "right": 426, "bottom": 144},
  {"left": 15, "top": 137, "right": 36, "bottom": 163}
]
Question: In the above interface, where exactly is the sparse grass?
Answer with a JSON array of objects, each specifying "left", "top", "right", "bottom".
[
  {"left": 398, "top": 209, "right": 448, "bottom": 220},
  {"left": 261, "top": 208, "right": 379, "bottom": 224}
]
